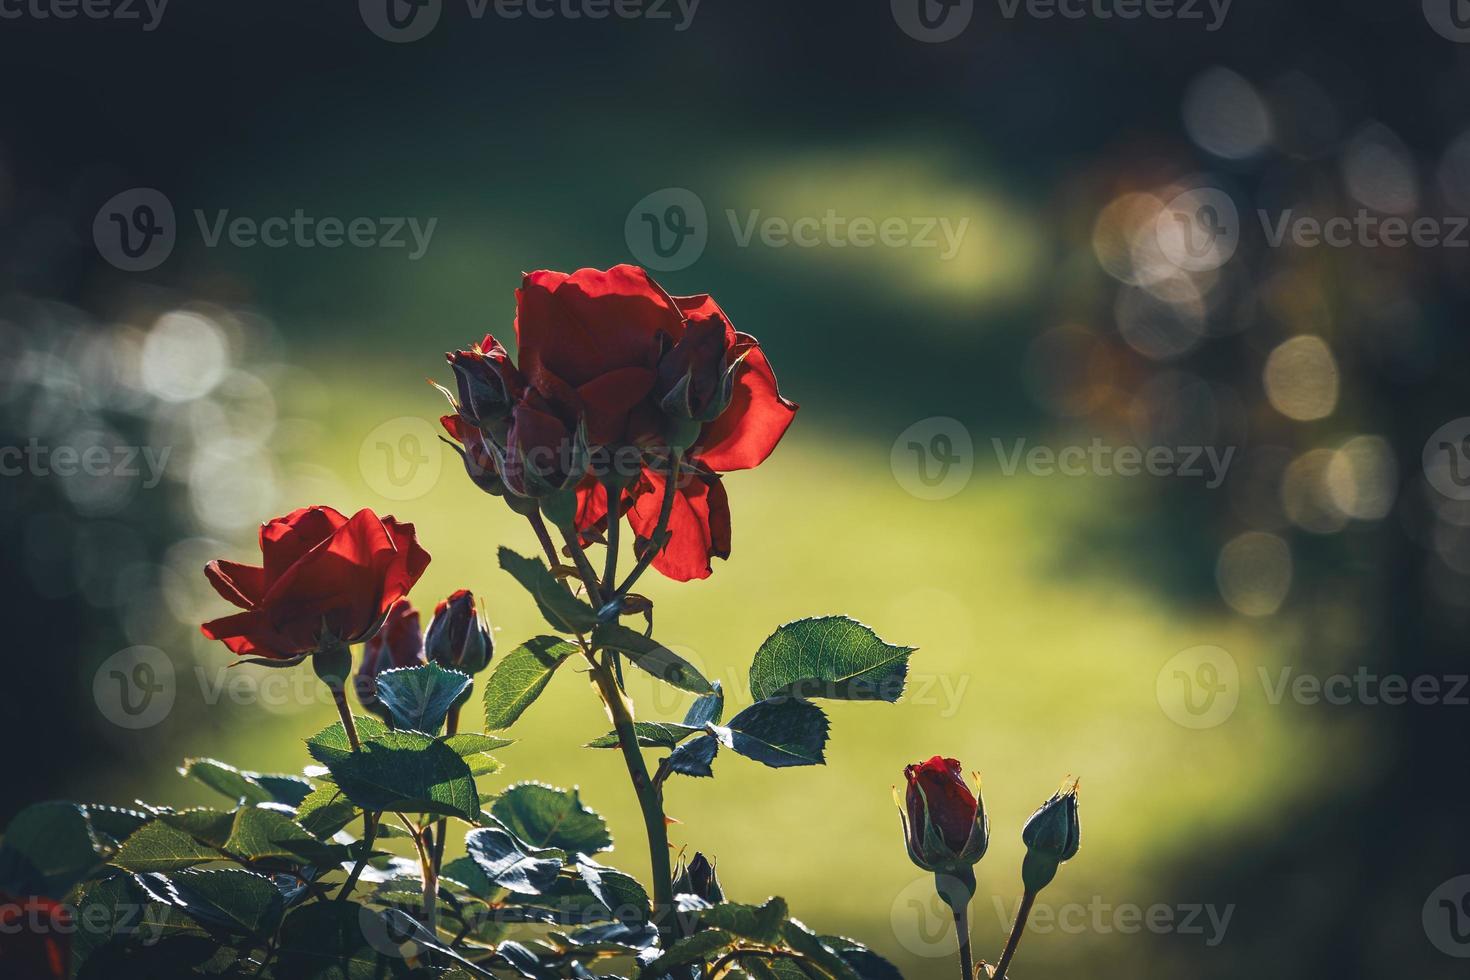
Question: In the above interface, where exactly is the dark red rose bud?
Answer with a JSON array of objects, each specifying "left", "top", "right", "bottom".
[
  {"left": 447, "top": 334, "right": 524, "bottom": 443},
  {"left": 440, "top": 414, "right": 508, "bottom": 497},
  {"left": 670, "top": 852, "right": 724, "bottom": 905},
  {"left": 900, "top": 756, "right": 990, "bottom": 875},
  {"left": 354, "top": 599, "right": 426, "bottom": 714},
  {"left": 200, "top": 506, "right": 431, "bottom": 664},
  {"left": 502, "top": 389, "right": 591, "bottom": 500},
  {"left": 0, "top": 892, "right": 70, "bottom": 979},
  {"left": 425, "top": 589, "right": 492, "bottom": 675},
  {"left": 655, "top": 314, "right": 744, "bottom": 427}
]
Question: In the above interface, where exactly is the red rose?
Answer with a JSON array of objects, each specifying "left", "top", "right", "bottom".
[
  {"left": 0, "top": 893, "right": 69, "bottom": 979},
  {"left": 613, "top": 292, "right": 797, "bottom": 581},
  {"left": 900, "top": 756, "right": 989, "bottom": 874},
  {"left": 353, "top": 598, "right": 426, "bottom": 712},
  {"left": 200, "top": 506, "right": 431, "bottom": 663}
]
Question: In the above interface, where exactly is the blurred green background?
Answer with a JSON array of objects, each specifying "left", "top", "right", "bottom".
[{"left": 1, "top": 1, "right": 1467, "bottom": 977}]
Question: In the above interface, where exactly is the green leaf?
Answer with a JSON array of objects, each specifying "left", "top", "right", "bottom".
[
  {"left": 375, "top": 663, "right": 473, "bottom": 734},
  {"left": 725, "top": 699, "right": 829, "bottom": 768},
  {"left": 306, "top": 714, "right": 392, "bottom": 767},
  {"left": 149, "top": 868, "right": 284, "bottom": 938},
  {"left": 780, "top": 920, "right": 862, "bottom": 980},
  {"left": 179, "top": 757, "right": 311, "bottom": 806},
  {"left": 274, "top": 900, "right": 418, "bottom": 979},
  {"left": 112, "top": 820, "right": 225, "bottom": 873},
  {"left": 481, "top": 636, "right": 578, "bottom": 730},
  {"left": 492, "top": 782, "right": 612, "bottom": 854},
  {"left": 749, "top": 616, "right": 915, "bottom": 702},
  {"left": 638, "top": 929, "right": 736, "bottom": 979},
  {"left": 818, "top": 936, "right": 905, "bottom": 980},
  {"left": 500, "top": 546, "right": 598, "bottom": 633},
  {"left": 70, "top": 876, "right": 212, "bottom": 973},
  {"left": 224, "top": 806, "right": 351, "bottom": 866},
  {"left": 698, "top": 897, "right": 789, "bottom": 944},
  {"left": 0, "top": 801, "right": 109, "bottom": 897},
  {"left": 585, "top": 721, "right": 703, "bottom": 750},
  {"left": 80, "top": 804, "right": 150, "bottom": 848},
  {"left": 591, "top": 622, "right": 713, "bottom": 694},
  {"left": 441, "top": 855, "right": 495, "bottom": 899},
  {"left": 295, "top": 786, "right": 360, "bottom": 840},
  {"left": 326, "top": 731, "right": 480, "bottom": 820},
  {"left": 444, "top": 733, "right": 512, "bottom": 776},
  {"left": 156, "top": 807, "right": 237, "bottom": 848},
  {"left": 464, "top": 821, "right": 565, "bottom": 896},
  {"left": 684, "top": 681, "right": 725, "bottom": 726},
  {"left": 666, "top": 734, "right": 719, "bottom": 778},
  {"left": 575, "top": 856, "right": 651, "bottom": 924}
]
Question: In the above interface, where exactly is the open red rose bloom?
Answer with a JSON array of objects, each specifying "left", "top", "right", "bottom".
[
  {"left": 440, "top": 264, "right": 798, "bottom": 581},
  {"left": 200, "top": 505, "right": 431, "bottom": 662}
]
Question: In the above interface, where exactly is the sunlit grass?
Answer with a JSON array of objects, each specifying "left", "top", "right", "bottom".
[{"left": 128, "top": 364, "right": 1338, "bottom": 979}]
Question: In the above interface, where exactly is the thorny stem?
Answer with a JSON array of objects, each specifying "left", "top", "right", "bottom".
[
  {"left": 330, "top": 684, "right": 379, "bottom": 902},
  {"left": 993, "top": 890, "right": 1036, "bottom": 980},
  {"left": 527, "top": 511, "right": 560, "bottom": 569},
  {"left": 561, "top": 529, "right": 605, "bottom": 607},
  {"left": 602, "top": 475, "right": 622, "bottom": 592}
]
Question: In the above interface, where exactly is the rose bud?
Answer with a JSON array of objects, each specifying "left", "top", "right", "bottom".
[
  {"left": 1020, "top": 778, "right": 1081, "bottom": 892},
  {"left": 671, "top": 852, "right": 724, "bottom": 905},
  {"left": 440, "top": 414, "right": 508, "bottom": 497},
  {"left": 899, "top": 756, "right": 989, "bottom": 909},
  {"left": 446, "top": 334, "right": 524, "bottom": 445},
  {"left": 654, "top": 314, "right": 747, "bottom": 425},
  {"left": 502, "top": 390, "right": 588, "bottom": 511},
  {"left": 424, "top": 589, "right": 492, "bottom": 675},
  {"left": 354, "top": 599, "right": 426, "bottom": 716}
]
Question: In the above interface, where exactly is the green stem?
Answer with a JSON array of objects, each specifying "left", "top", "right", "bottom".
[
  {"left": 993, "top": 890, "right": 1035, "bottom": 980},
  {"left": 560, "top": 529, "right": 605, "bottom": 606},
  {"left": 429, "top": 706, "right": 460, "bottom": 881},
  {"left": 590, "top": 658, "right": 673, "bottom": 936},
  {"left": 614, "top": 450, "right": 682, "bottom": 599},
  {"left": 328, "top": 679, "right": 379, "bottom": 901},
  {"left": 527, "top": 511, "right": 561, "bottom": 568},
  {"left": 954, "top": 902, "right": 973, "bottom": 980}
]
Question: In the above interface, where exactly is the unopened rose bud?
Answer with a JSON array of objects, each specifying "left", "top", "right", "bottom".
[
  {"left": 671, "top": 851, "right": 724, "bottom": 904},
  {"left": 353, "top": 599, "right": 426, "bottom": 714},
  {"left": 424, "top": 589, "right": 492, "bottom": 675},
  {"left": 446, "top": 334, "right": 524, "bottom": 444},
  {"left": 900, "top": 756, "right": 989, "bottom": 907},
  {"left": 1020, "top": 778, "right": 1080, "bottom": 892}
]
